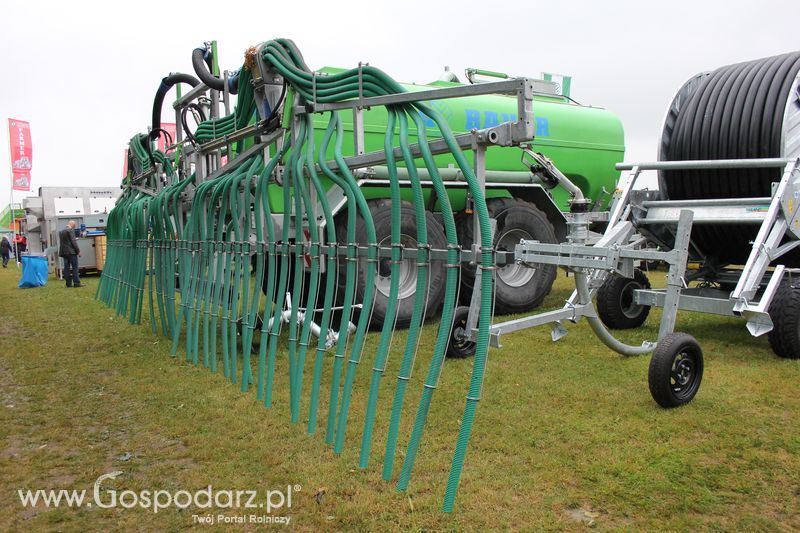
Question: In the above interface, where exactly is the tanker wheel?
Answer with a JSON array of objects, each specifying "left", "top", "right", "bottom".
[
  {"left": 337, "top": 199, "right": 447, "bottom": 329},
  {"left": 446, "top": 306, "right": 476, "bottom": 359},
  {"left": 648, "top": 332, "right": 704, "bottom": 408},
  {"left": 457, "top": 198, "right": 557, "bottom": 314},
  {"left": 768, "top": 280, "right": 800, "bottom": 359},
  {"left": 597, "top": 268, "right": 652, "bottom": 329}
]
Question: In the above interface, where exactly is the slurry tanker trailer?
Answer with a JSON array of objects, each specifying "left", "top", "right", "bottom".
[
  {"left": 113, "top": 42, "right": 623, "bottom": 327},
  {"left": 98, "top": 39, "right": 623, "bottom": 511},
  {"left": 100, "top": 41, "right": 800, "bottom": 511}
]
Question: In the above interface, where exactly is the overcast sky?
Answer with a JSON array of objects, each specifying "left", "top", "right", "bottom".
[{"left": 1, "top": 0, "right": 797, "bottom": 208}]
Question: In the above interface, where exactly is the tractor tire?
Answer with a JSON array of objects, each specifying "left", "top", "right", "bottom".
[
  {"left": 597, "top": 268, "right": 652, "bottom": 329},
  {"left": 338, "top": 199, "right": 447, "bottom": 329},
  {"left": 648, "top": 332, "right": 704, "bottom": 408},
  {"left": 457, "top": 198, "right": 557, "bottom": 314},
  {"left": 768, "top": 279, "right": 800, "bottom": 359}
]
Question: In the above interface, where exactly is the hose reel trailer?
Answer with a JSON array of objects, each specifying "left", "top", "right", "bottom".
[{"left": 500, "top": 51, "right": 800, "bottom": 409}]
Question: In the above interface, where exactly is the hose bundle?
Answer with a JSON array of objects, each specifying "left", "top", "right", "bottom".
[
  {"left": 98, "top": 38, "right": 500, "bottom": 512},
  {"left": 659, "top": 51, "right": 800, "bottom": 265}
]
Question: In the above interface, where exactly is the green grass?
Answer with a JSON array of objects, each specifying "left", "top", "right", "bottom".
[{"left": 1, "top": 265, "right": 799, "bottom": 531}]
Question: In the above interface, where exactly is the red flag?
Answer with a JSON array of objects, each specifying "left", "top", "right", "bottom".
[{"left": 8, "top": 118, "right": 32, "bottom": 191}]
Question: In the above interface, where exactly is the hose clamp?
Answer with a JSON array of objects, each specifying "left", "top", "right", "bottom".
[
  {"left": 346, "top": 242, "right": 360, "bottom": 262},
  {"left": 416, "top": 242, "right": 431, "bottom": 266},
  {"left": 309, "top": 242, "right": 320, "bottom": 259},
  {"left": 386, "top": 242, "right": 404, "bottom": 265},
  {"left": 365, "top": 243, "right": 380, "bottom": 264},
  {"left": 477, "top": 247, "right": 497, "bottom": 270}
]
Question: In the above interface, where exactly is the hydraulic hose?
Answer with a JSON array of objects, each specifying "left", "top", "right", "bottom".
[
  {"left": 192, "top": 47, "right": 239, "bottom": 94},
  {"left": 151, "top": 73, "right": 199, "bottom": 141}
]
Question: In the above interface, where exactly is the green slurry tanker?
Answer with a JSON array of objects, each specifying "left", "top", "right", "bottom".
[
  {"left": 98, "top": 39, "right": 624, "bottom": 511},
  {"left": 307, "top": 69, "right": 624, "bottom": 322}
]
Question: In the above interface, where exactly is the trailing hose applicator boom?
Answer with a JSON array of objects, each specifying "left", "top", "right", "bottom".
[{"left": 98, "top": 37, "right": 626, "bottom": 513}]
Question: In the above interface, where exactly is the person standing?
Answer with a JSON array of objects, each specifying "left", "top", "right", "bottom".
[
  {"left": 59, "top": 221, "right": 82, "bottom": 287},
  {"left": 0, "top": 236, "right": 11, "bottom": 268}
]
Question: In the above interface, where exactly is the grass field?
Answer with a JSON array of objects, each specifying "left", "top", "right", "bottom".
[{"left": 1, "top": 264, "right": 799, "bottom": 531}]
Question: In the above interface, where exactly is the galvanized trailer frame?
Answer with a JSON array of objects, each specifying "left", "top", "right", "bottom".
[{"left": 458, "top": 155, "right": 800, "bottom": 405}]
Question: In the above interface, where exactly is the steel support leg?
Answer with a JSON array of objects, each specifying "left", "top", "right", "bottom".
[{"left": 658, "top": 209, "right": 693, "bottom": 341}]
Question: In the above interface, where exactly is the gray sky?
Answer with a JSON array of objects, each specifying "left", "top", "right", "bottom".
[{"left": 1, "top": 0, "right": 797, "bottom": 208}]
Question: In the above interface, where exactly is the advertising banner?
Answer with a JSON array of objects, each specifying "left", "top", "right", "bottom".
[{"left": 8, "top": 118, "right": 32, "bottom": 191}]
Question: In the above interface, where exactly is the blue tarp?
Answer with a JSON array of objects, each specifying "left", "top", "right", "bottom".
[{"left": 18, "top": 255, "right": 49, "bottom": 288}]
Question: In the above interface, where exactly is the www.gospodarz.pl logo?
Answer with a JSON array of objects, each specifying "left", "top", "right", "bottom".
[{"left": 17, "top": 471, "right": 297, "bottom": 524}]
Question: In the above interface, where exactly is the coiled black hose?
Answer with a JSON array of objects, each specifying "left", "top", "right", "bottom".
[{"left": 660, "top": 52, "right": 800, "bottom": 265}]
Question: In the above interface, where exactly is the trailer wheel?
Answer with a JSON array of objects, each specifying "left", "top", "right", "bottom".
[
  {"left": 767, "top": 280, "right": 800, "bottom": 359},
  {"left": 339, "top": 199, "right": 446, "bottom": 329},
  {"left": 597, "top": 268, "right": 651, "bottom": 329},
  {"left": 457, "top": 198, "right": 557, "bottom": 314},
  {"left": 648, "top": 332, "right": 703, "bottom": 408},
  {"left": 447, "top": 306, "right": 476, "bottom": 359}
]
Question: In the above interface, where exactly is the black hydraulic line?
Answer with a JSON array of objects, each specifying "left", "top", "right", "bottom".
[
  {"left": 191, "top": 47, "right": 239, "bottom": 94},
  {"left": 150, "top": 72, "right": 200, "bottom": 143},
  {"left": 180, "top": 103, "right": 207, "bottom": 146}
]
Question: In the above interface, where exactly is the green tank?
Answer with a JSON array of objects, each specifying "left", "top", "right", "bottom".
[
  {"left": 261, "top": 70, "right": 626, "bottom": 317},
  {"left": 265, "top": 71, "right": 624, "bottom": 216}
]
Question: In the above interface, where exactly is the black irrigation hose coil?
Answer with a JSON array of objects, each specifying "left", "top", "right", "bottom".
[{"left": 659, "top": 52, "right": 800, "bottom": 266}]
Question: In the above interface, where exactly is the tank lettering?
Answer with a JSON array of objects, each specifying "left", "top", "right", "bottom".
[
  {"left": 464, "top": 109, "right": 481, "bottom": 130},
  {"left": 419, "top": 111, "right": 437, "bottom": 129},
  {"left": 465, "top": 109, "right": 551, "bottom": 134},
  {"left": 536, "top": 117, "right": 550, "bottom": 137},
  {"left": 483, "top": 111, "right": 499, "bottom": 128}
]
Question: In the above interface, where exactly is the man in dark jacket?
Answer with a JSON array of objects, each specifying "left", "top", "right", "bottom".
[
  {"left": 0, "top": 236, "right": 11, "bottom": 267},
  {"left": 59, "top": 220, "right": 82, "bottom": 287}
]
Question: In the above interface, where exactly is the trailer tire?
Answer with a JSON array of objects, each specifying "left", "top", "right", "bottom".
[
  {"left": 597, "top": 268, "right": 651, "bottom": 329},
  {"left": 338, "top": 199, "right": 447, "bottom": 329},
  {"left": 768, "top": 280, "right": 800, "bottom": 359},
  {"left": 648, "top": 332, "right": 703, "bottom": 408},
  {"left": 457, "top": 198, "right": 557, "bottom": 314}
]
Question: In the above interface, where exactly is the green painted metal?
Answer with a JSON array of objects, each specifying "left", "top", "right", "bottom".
[{"left": 229, "top": 68, "right": 625, "bottom": 216}]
